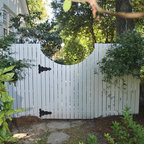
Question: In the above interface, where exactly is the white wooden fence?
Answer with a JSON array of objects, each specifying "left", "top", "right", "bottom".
[{"left": 6, "top": 44, "right": 140, "bottom": 119}]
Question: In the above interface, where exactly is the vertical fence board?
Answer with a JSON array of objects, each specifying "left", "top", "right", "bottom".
[
  {"left": 37, "top": 45, "right": 41, "bottom": 117},
  {"left": 27, "top": 44, "right": 33, "bottom": 115},
  {"left": 32, "top": 45, "right": 37, "bottom": 116},
  {"left": 98, "top": 44, "right": 103, "bottom": 117},
  {"left": 57, "top": 65, "right": 61, "bottom": 118},
  {"left": 15, "top": 44, "right": 21, "bottom": 116},
  {"left": 53, "top": 63, "right": 58, "bottom": 118},
  {"left": 86, "top": 58, "right": 91, "bottom": 119},
  {"left": 102, "top": 45, "right": 107, "bottom": 117},
  {"left": 90, "top": 52, "right": 95, "bottom": 118},
  {"left": 94, "top": 44, "right": 99, "bottom": 117},
  {"left": 82, "top": 60, "right": 87, "bottom": 119},
  {"left": 70, "top": 66, "right": 74, "bottom": 118},
  {"left": 78, "top": 63, "right": 83, "bottom": 119},
  {"left": 135, "top": 79, "right": 140, "bottom": 113},
  {"left": 61, "top": 65, "right": 66, "bottom": 118},
  {"left": 74, "top": 64, "right": 78, "bottom": 118}
]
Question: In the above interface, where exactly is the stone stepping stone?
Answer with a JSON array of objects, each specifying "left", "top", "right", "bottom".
[
  {"left": 47, "top": 121, "right": 70, "bottom": 131},
  {"left": 47, "top": 132, "right": 70, "bottom": 144},
  {"left": 71, "top": 120, "right": 85, "bottom": 127}
]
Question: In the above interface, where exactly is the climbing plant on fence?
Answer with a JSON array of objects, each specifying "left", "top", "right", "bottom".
[
  {"left": 0, "top": 66, "right": 24, "bottom": 144},
  {"left": 98, "top": 30, "right": 144, "bottom": 83},
  {"left": 0, "top": 34, "right": 31, "bottom": 143}
]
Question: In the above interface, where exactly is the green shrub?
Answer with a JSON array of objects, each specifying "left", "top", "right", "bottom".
[
  {"left": 0, "top": 35, "right": 31, "bottom": 83},
  {"left": 79, "top": 135, "right": 99, "bottom": 144},
  {"left": 98, "top": 30, "right": 144, "bottom": 83},
  {"left": 0, "top": 66, "right": 24, "bottom": 144},
  {"left": 105, "top": 107, "right": 144, "bottom": 144}
]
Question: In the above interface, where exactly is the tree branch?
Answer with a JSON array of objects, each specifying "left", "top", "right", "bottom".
[{"left": 71, "top": 0, "right": 144, "bottom": 18}]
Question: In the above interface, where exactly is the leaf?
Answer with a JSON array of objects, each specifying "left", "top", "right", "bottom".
[
  {"left": 0, "top": 73, "right": 14, "bottom": 81},
  {"left": 3, "top": 66, "right": 15, "bottom": 74},
  {"left": 63, "top": 0, "right": 72, "bottom": 12},
  {"left": 14, "top": 108, "right": 25, "bottom": 114}
]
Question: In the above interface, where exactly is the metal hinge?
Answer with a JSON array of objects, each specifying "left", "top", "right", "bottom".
[
  {"left": 38, "top": 65, "right": 51, "bottom": 74},
  {"left": 39, "top": 109, "right": 52, "bottom": 117}
]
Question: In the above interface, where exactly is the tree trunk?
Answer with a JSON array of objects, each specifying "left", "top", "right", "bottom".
[
  {"left": 90, "top": 26, "right": 96, "bottom": 47},
  {"left": 115, "top": 0, "right": 134, "bottom": 35}
]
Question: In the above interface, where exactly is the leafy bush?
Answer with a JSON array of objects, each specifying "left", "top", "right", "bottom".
[
  {"left": 79, "top": 135, "right": 99, "bottom": 144},
  {"left": 105, "top": 107, "right": 144, "bottom": 144},
  {"left": 0, "top": 34, "right": 31, "bottom": 83},
  {"left": 0, "top": 66, "right": 24, "bottom": 144},
  {"left": 98, "top": 30, "right": 144, "bottom": 83},
  {"left": 10, "top": 13, "right": 62, "bottom": 57}
]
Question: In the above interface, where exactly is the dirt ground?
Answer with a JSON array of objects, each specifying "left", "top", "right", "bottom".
[{"left": 7, "top": 107, "right": 144, "bottom": 144}]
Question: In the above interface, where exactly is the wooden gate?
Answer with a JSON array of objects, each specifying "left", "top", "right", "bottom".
[{"left": 7, "top": 44, "right": 140, "bottom": 119}]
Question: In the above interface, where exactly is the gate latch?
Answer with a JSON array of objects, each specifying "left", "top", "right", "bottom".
[
  {"left": 38, "top": 65, "right": 51, "bottom": 74},
  {"left": 39, "top": 109, "right": 52, "bottom": 117}
]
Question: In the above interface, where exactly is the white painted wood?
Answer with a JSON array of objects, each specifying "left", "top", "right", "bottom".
[
  {"left": 78, "top": 62, "right": 83, "bottom": 119},
  {"left": 86, "top": 58, "right": 91, "bottom": 119},
  {"left": 7, "top": 44, "right": 140, "bottom": 119},
  {"left": 36, "top": 45, "right": 42, "bottom": 117},
  {"left": 48, "top": 60, "right": 54, "bottom": 118},
  {"left": 74, "top": 64, "right": 78, "bottom": 118},
  {"left": 62, "top": 65, "right": 66, "bottom": 118},
  {"left": 135, "top": 79, "right": 140, "bottom": 113},
  {"left": 40, "top": 49, "right": 46, "bottom": 117},
  {"left": 19, "top": 44, "right": 25, "bottom": 116},
  {"left": 122, "top": 76, "right": 127, "bottom": 111},
  {"left": 90, "top": 51, "right": 95, "bottom": 118},
  {"left": 118, "top": 79, "right": 123, "bottom": 114},
  {"left": 66, "top": 66, "right": 70, "bottom": 118},
  {"left": 101, "top": 45, "right": 107, "bottom": 117},
  {"left": 70, "top": 65, "right": 74, "bottom": 118},
  {"left": 27, "top": 44, "right": 33, "bottom": 115},
  {"left": 98, "top": 44, "right": 103, "bottom": 117},
  {"left": 127, "top": 75, "right": 131, "bottom": 111},
  {"left": 94, "top": 44, "right": 99, "bottom": 118},
  {"left": 12, "top": 44, "right": 17, "bottom": 117},
  {"left": 24, "top": 44, "right": 29, "bottom": 115},
  {"left": 53, "top": 63, "right": 58, "bottom": 118},
  {"left": 82, "top": 60, "right": 87, "bottom": 119}
]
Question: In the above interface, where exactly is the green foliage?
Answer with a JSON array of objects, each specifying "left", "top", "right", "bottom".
[
  {"left": 55, "top": 38, "right": 92, "bottom": 65},
  {"left": 105, "top": 107, "right": 144, "bottom": 144},
  {"left": 98, "top": 30, "right": 144, "bottom": 83},
  {"left": 79, "top": 135, "right": 99, "bottom": 144},
  {"left": 27, "top": 0, "right": 48, "bottom": 21},
  {"left": 63, "top": 0, "right": 72, "bottom": 12},
  {"left": 11, "top": 13, "right": 62, "bottom": 57},
  {"left": 0, "top": 35, "right": 31, "bottom": 82},
  {"left": 52, "top": 0, "right": 116, "bottom": 64},
  {"left": 87, "top": 135, "right": 99, "bottom": 144},
  {"left": 0, "top": 66, "right": 24, "bottom": 144}
]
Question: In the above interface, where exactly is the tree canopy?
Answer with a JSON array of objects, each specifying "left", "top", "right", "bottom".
[
  {"left": 10, "top": 13, "right": 62, "bottom": 57},
  {"left": 50, "top": 0, "right": 144, "bottom": 64},
  {"left": 63, "top": 0, "right": 144, "bottom": 18},
  {"left": 27, "top": 0, "right": 49, "bottom": 20}
]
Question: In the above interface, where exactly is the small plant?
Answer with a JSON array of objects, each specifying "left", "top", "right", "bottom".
[
  {"left": 0, "top": 66, "right": 24, "bottom": 144},
  {"left": 79, "top": 135, "right": 99, "bottom": 144},
  {"left": 87, "top": 135, "right": 99, "bottom": 144},
  {"left": 105, "top": 107, "right": 144, "bottom": 144}
]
